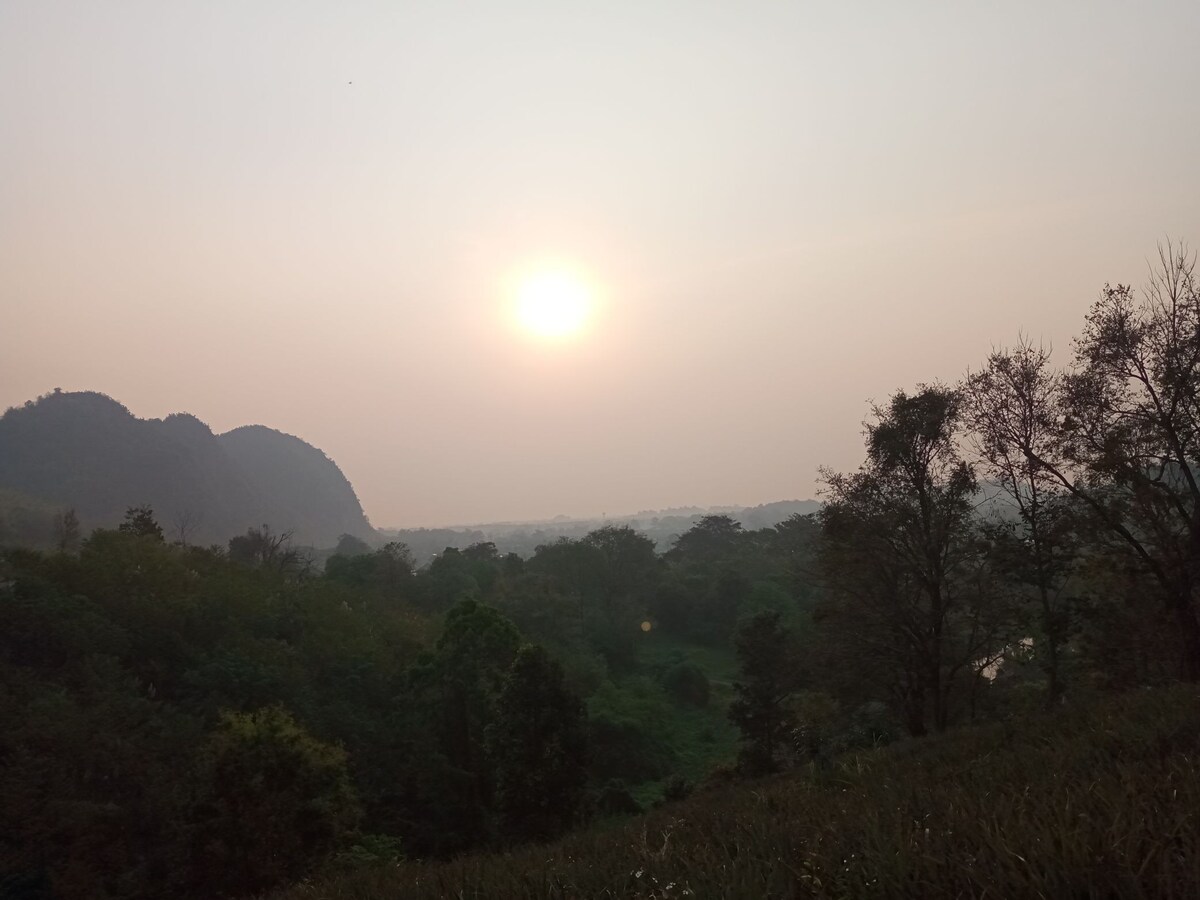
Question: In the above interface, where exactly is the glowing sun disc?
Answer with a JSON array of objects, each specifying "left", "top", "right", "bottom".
[{"left": 515, "top": 270, "right": 592, "bottom": 338}]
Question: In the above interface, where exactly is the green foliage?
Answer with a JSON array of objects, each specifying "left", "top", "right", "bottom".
[
  {"left": 334, "top": 533, "right": 372, "bottom": 557},
  {"left": 324, "top": 541, "right": 415, "bottom": 596},
  {"left": 739, "top": 580, "right": 799, "bottom": 626},
  {"left": 411, "top": 600, "right": 524, "bottom": 849},
  {"left": 433, "top": 599, "right": 522, "bottom": 696},
  {"left": 593, "top": 780, "right": 643, "bottom": 817},
  {"left": 3, "top": 476, "right": 754, "bottom": 895},
  {"left": 267, "top": 686, "right": 1200, "bottom": 900},
  {"left": 425, "top": 547, "right": 486, "bottom": 609},
  {"left": 586, "top": 678, "right": 679, "bottom": 783},
  {"left": 729, "top": 611, "right": 799, "bottom": 774},
  {"left": 228, "top": 523, "right": 305, "bottom": 575},
  {"left": 487, "top": 645, "right": 589, "bottom": 843},
  {"left": 667, "top": 514, "right": 744, "bottom": 566},
  {"left": 527, "top": 529, "right": 657, "bottom": 670},
  {"left": 117, "top": 504, "right": 164, "bottom": 541},
  {"left": 0, "top": 534, "right": 434, "bottom": 896},
  {"left": 658, "top": 774, "right": 693, "bottom": 804},
  {"left": 192, "top": 706, "right": 361, "bottom": 896},
  {"left": 818, "top": 385, "right": 1013, "bottom": 735},
  {"left": 660, "top": 662, "right": 710, "bottom": 708},
  {"left": 580, "top": 525, "right": 660, "bottom": 602},
  {"left": 329, "top": 834, "right": 405, "bottom": 872}
]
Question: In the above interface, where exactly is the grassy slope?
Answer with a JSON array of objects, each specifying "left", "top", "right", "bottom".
[{"left": 272, "top": 686, "right": 1200, "bottom": 900}]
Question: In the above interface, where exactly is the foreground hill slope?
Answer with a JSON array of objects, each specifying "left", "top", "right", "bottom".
[
  {"left": 0, "top": 391, "right": 373, "bottom": 546},
  {"left": 273, "top": 686, "right": 1200, "bottom": 900}
]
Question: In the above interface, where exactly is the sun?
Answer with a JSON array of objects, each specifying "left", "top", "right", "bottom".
[{"left": 514, "top": 268, "right": 593, "bottom": 339}]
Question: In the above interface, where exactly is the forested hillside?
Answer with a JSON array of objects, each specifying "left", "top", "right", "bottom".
[
  {"left": 0, "top": 509, "right": 806, "bottom": 898},
  {"left": 0, "top": 391, "right": 374, "bottom": 547}
]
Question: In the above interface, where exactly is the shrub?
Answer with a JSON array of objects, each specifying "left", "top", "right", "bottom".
[{"left": 660, "top": 663, "right": 710, "bottom": 708}]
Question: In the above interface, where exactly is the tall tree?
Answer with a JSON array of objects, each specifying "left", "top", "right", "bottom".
[
  {"left": 728, "top": 610, "right": 798, "bottom": 774},
  {"left": 53, "top": 507, "right": 81, "bottom": 554},
  {"left": 975, "top": 246, "right": 1200, "bottom": 680},
  {"left": 1060, "top": 245, "right": 1200, "bottom": 679},
  {"left": 228, "top": 524, "right": 302, "bottom": 574},
  {"left": 819, "top": 386, "right": 1002, "bottom": 733},
  {"left": 486, "top": 644, "right": 588, "bottom": 843},
  {"left": 965, "top": 339, "right": 1079, "bottom": 702},
  {"left": 192, "top": 706, "right": 360, "bottom": 896},
  {"left": 420, "top": 600, "right": 521, "bottom": 843},
  {"left": 667, "top": 514, "right": 744, "bottom": 566},
  {"left": 118, "top": 505, "right": 164, "bottom": 541},
  {"left": 581, "top": 524, "right": 660, "bottom": 601}
]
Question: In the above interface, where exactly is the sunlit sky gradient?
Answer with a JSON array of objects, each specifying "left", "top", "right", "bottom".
[{"left": 3, "top": 1, "right": 1199, "bottom": 526}]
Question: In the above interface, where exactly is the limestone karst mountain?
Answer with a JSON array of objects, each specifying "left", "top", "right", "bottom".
[{"left": 0, "top": 390, "right": 374, "bottom": 547}]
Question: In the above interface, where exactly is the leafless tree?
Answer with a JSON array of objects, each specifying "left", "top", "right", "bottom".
[
  {"left": 52, "top": 507, "right": 81, "bottom": 554},
  {"left": 172, "top": 508, "right": 204, "bottom": 547}
]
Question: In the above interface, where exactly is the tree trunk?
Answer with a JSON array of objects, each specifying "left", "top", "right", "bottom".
[
  {"left": 1040, "top": 584, "right": 1063, "bottom": 705},
  {"left": 900, "top": 676, "right": 927, "bottom": 736},
  {"left": 1174, "top": 593, "right": 1200, "bottom": 682},
  {"left": 929, "top": 584, "right": 948, "bottom": 732}
]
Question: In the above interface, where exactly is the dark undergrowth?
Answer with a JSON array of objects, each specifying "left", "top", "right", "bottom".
[{"left": 269, "top": 685, "right": 1200, "bottom": 899}]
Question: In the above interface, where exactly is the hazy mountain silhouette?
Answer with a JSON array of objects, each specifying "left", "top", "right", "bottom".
[{"left": 0, "top": 390, "right": 373, "bottom": 546}]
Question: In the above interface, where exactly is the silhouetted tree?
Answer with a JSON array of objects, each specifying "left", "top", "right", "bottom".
[
  {"left": 228, "top": 524, "right": 301, "bottom": 574},
  {"left": 819, "top": 386, "right": 1003, "bottom": 733},
  {"left": 487, "top": 644, "right": 588, "bottom": 842},
  {"left": 729, "top": 610, "right": 798, "bottom": 774},
  {"left": 171, "top": 508, "right": 203, "bottom": 546},
  {"left": 335, "top": 532, "right": 372, "bottom": 557},
  {"left": 667, "top": 514, "right": 744, "bottom": 565},
  {"left": 417, "top": 600, "right": 521, "bottom": 843},
  {"left": 961, "top": 246, "right": 1200, "bottom": 681},
  {"left": 1059, "top": 245, "right": 1200, "bottom": 680},
  {"left": 118, "top": 504, "right": 164, "bottom": 541},
  {"left": 965, "top": 339, "right": 1079, "bottom": 703},
  {"left": 580, "top": 524, "right": 660, "bottom": 602},
  {"left": 53, "top": 507, "right": 81, "bottom": 554}
]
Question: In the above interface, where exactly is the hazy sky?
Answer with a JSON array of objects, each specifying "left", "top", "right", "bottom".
[{"left": 3, "top": 2, "right": 1199, "bottom": 527}]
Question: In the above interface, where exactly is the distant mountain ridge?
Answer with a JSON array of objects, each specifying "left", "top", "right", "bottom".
[{"left": 0, "top": 390, "right": 373, "bottom": 547}]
